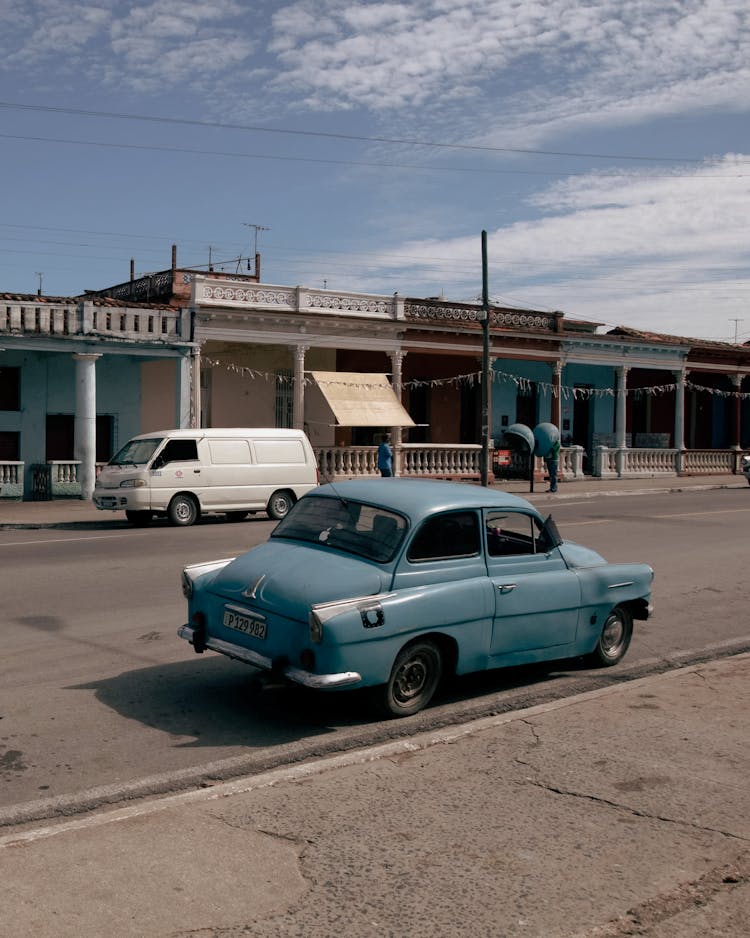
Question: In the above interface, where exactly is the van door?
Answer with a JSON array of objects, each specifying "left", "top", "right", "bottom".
[{"left": 149, "top": 437, "right": 203, "bottom": 510}]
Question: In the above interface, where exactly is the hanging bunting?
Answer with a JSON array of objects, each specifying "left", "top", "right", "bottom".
[{"left": 203, "top": 358, "right": 750, "bottom": 399}]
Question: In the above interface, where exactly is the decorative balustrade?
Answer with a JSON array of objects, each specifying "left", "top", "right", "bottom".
[
  {"left": 682, "top": 449, "right": 738, "bottom": 474},
  {"left": 0, "top": 300, "right": 190, "bottom": 342},
  {"left": 401, "top": 444, "right": 482, "bottom": 478},
  {"left": 315, "top": 444, "right": 482, "bottom": 480},
  {"left": 0, "top": 461, "right": 24, "bottom": 499},
  {"left": 592, "top": 446, "right": 744, "bottom": 478},
  {"left": 315, "top": 446, "right": 380, "bottom": 479},
  {"left": 195, "top": 279, "right": 401, "bottom": 320}
]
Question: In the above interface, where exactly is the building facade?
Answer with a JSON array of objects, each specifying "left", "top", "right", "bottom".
[{"left": 2, "top": 272, "right": 749, "bottom": 500}]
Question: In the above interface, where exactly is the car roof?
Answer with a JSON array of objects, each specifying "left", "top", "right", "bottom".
[{"left": 310, "top": 478, "right": 538, "bottom": 521}]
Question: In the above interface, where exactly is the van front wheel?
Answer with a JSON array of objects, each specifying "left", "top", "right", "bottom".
[
  {"left": 168, "top": 494, "right": 199, "bottom": 527},
  {"left": 267, "top": 490, "right": 294, "bottom": 520}
]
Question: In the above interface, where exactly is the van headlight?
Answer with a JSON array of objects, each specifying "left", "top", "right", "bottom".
[{"left": 119, "top": 478, "right": 146, "bottom": 488}]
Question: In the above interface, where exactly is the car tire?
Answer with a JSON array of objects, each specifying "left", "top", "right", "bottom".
[
  {"left": 225, "top": 511, "right": 249, "bottom": 522},
  {"left": 378, "top": 640, "right": 443, "bottom": 718},
  {"left": 267, "top": 490, "right": 294, "bottom": 520},
  {"left": 125, "top": 510, "right": 153, "bottom": 527},
  {"left": 168, "top": 494, "right": 199, "bottom": 527},
  {"left": 589, "top": 605, "right": 633, "bottom": 667}
]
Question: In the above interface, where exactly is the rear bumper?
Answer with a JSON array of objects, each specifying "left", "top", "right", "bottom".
[{"left": 177, "top": 624, "right": 362, "bottom": 690}]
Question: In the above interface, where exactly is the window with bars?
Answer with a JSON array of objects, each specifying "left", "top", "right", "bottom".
[{"left": 275, "top": 369, "right": 293, "bottom": 428}]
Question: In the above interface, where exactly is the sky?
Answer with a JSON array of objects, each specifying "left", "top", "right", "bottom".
[{"left": 1, "top": 0, "right": 750, "bottom": 342}]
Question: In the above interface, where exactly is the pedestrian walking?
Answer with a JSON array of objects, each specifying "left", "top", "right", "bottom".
[
  {"left": 545, "top": 437, "right": 560, "bottom": 492},
  {"left": 377, "top": 434, "right": 393, "bottom": 477}
]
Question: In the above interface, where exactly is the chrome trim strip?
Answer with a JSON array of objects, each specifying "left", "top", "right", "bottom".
[
  {"left": 310, "top": 591, "right": 396, "bottom": 625},
  {"left": 607, "top": 581, "right": 634, "bottom": 589},
  {"left": 224, "top": 603, "right": 266, "bottom": 622},
  {"left": 177, "top": 625, "right": 362, "bottom": 689}
]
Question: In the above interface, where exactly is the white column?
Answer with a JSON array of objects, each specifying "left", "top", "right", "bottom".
[
  {"left": 389, "top": 349, "right": 406, "bottom": 476},
  {"left": 615, "top": 365, "right": 629, "bottom": 450},
  {"left": 176, "top": 352, "right": 192, "bottom": 428},
  {"left": 73, "top": 353, "right": 101, "bottom": 500},
  {"left": 191, "top": 347, "right": 202, "bottom": 428},
  {"left": 293, "top": 344, "right": 309, "bottom": 430},
  {"left": 673, "top": 369, "right": 686, "bottom": 474}
]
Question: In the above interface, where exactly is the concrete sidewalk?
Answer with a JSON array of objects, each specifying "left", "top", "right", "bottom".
[
  {"left": 1, "top": 472, "right": 747, "bottom": 527},
  {"left": 1, "top": 654, "right": 748, "bottom": 937}
]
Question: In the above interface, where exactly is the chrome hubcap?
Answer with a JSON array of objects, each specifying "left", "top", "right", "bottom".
[{"left": 601, "top": 615, "right": 624, "bottom": 654}]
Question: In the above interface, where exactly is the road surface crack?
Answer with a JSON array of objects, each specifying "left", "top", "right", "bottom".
[{"left": 523, "top": 777, "right": 749, "bottom": 842}]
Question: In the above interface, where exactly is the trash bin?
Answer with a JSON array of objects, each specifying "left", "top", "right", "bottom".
[{"left": 31, "top": 463, "right": 52, "bottom": 501}]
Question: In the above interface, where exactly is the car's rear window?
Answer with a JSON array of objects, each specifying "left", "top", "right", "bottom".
[{"left": 272, "top": 496, "right": 407, "bottom": 562}]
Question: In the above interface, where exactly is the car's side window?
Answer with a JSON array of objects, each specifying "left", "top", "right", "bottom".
[
  {"left": 408, "top": 511, "right": 480, "bottom": 561},
  {"left": 486, "top": 511, "right": 545, "bottom": 557}
]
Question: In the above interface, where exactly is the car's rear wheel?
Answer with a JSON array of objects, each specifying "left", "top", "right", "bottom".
[
  {"left": 267, "top": 490, "right": 294, "bottom": 520},
  {"left": 379, "top": 640, "right": 442, "bottom": 718},
  {"left": 125, "top": 510, "right": 153, "bottom": 527},
  {"left": 589, "top": 605, "right": 633, "bottom": 666},
  {"left": 168, "top": 494, "right": 199, "bottom": 527}
]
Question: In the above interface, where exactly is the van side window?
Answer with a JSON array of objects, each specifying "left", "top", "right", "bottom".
[
  {"left": 157, "top": 439, "right": 198, "bottom": 465},
  {"left": 408, "top": 511, "right": 479, "bottom": 561}
]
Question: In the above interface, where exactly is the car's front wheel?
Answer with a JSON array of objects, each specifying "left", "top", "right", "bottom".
[
  {"left": 589, "top": 605, "right": 633, "bottom": 666},
  {"left": 168, "top": 494, "right": 199, "bottom": 527},
  {"left": 378, "top": 640, "right": 442, "bottom": 718}
]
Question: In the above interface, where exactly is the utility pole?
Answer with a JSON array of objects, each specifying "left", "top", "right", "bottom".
[
  {"left": 35, "top": 272, "right": 43, "bottom": 296},
  {"left": 729, "top": 318, "right": 743, "bottom": 343},
  {"left": 480, "top": 231, "right": 491, "bottom": 487}
]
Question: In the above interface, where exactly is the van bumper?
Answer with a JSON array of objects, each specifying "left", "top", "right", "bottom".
[
  {"left": 177, "top": 624, "right": 362, "bottom": 689},
  {"left": 93, "top": 490, "right": 151, "bottom": 511}
]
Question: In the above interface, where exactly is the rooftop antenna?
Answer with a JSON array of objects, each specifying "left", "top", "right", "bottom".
[
  {"left": 243, "top": 223, "right": 269, "bottom": 277},
  {"left": 35, "top": 271, "right": 43, "bottom": 296}
]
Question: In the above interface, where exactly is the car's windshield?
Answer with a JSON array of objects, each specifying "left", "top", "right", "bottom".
[
  {"left": 272, "top": 495, "right": 407, "bottom": 563},
  {"left": 109, "top": 437, "right": 164, "bottom": 466}
]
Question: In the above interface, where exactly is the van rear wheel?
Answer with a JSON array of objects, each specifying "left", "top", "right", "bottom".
[
  {"left": 267, "top": 490, "right": 294, "bottom": 520},
  {"left": 168, "top": 494, "right": 199, "bottom": 527}
]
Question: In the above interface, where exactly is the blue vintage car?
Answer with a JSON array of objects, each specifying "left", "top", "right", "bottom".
[{"left": 178, "top": 479, "right": 654, "bottom": 717}]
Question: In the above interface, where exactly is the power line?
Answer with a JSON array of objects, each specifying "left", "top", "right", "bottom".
[
  {"left": 0, "top": 100, "right": 742, "bottom": 165},
  {"left": 5, "top": 131, "right": 747, "bottom": 179}
]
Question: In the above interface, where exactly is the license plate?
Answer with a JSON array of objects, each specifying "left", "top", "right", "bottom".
[{"left": 223, "top": 608, "right": 267, "bottom": 640}]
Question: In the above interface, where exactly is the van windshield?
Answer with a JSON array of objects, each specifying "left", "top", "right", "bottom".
[
  {"left": 272, "top": 495, "right": 407, "bottom": 563},
  {"left": 109, "top": 437, "right": 164, "bottom": 466}
]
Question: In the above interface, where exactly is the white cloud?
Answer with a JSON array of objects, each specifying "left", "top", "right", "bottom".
[{"left": 345, "top": 156, "right": 750, "bottom": 339}]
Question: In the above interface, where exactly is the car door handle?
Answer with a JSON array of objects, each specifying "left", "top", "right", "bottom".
[
  {"left": 496, "top": 583, "right": 517, "bottom": 593},
  {"left": 193, "top": 469, "right": 201, "bottom": 473}
]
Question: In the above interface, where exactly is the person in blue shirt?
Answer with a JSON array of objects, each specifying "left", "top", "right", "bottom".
[{"left": 377, "top": 434, "right": 393, "bottom": 477}]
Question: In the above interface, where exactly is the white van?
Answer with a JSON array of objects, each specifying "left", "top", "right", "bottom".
[{"left": 93, "top": 428, "right": 319, "bottom": 526}]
